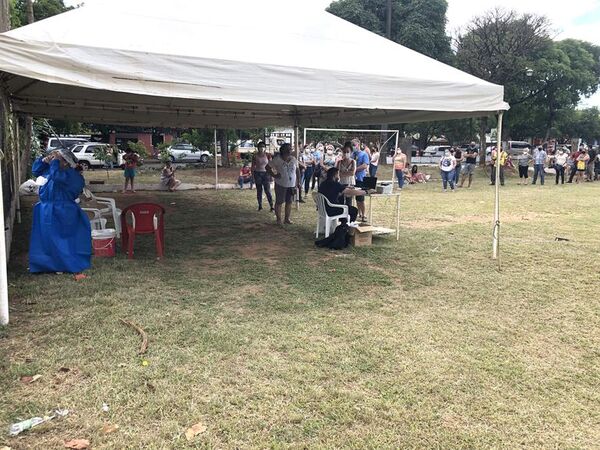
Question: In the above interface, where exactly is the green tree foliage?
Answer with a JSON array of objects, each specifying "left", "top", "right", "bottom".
[
  {"left": 10, "top": 0, "right": 72, "bottom": 27},
  {"left": 327, "top": 0, "right": 452, "bottom": 63},
  {"left": 555, "top": 107, "right": 600, "bottom": 144},
  {"left": 127, "top": 140, "right": 148, "bottom": 159},
  {"left": 456, "top": 8, "right": 600, "bottom": 141},
  {"left": 92, "top": 144, "right": 116, "bottom": 179}
]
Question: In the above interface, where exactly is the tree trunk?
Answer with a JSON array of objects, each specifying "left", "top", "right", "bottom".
[
  {"left": 26, "top": 0, "right": 34, "bottom": 23},
  {"left": 0, "top": 0, "right": 10, "bottom": 32},
  {"left": 217, "top": 129, "right": 229, "bottom": 167},
  {"left": 479, "top": 117, "right": 488, "bottom": 166},
  {"left": 545, "top": 108, "right": 555, "bottom": 141}
]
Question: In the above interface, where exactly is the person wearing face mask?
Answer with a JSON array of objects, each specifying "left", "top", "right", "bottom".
[
  {"left": 586, "top": 146, "right": 597, "bottom": 181},
  {"left": 353, "top": 141, "right": 370, "bottom": 221},
  {"left": 490, "top": 146, "right": 509, "bottom": 186},
  {"left": 266, "top": 144, "right": 301, "bottom": 225},
  {"left": 552, "top": 148, "right": 568, "bottom": 185},
  {"left": 311, "top": 144, "right": 323, "bottom": 190},
  {"left": 575, "top": 148, "right": 590, "bottom": 184},
  {"left": 531, "top": 145, "right": 547, "bottom": 185},
  {"left": 299, "top": 145, "right": 314, "bottom": 201},
  {"left": 351, "top": 138, "right": 361, "bottom": 160},
  {"left": 439, "top": 149, "right": 457, "bottom": 192},
  {"left": 336, "top": 145, "right": 357, "bottom": 207},
  {"left": 252, "top": 142, "right": 274, "bottom": 211},
  {"left": 369, "top": 146, "right": 380, "bottom": 177},
  {"left": 393, "top": 148, "right": 407, "bottom": 190},
  {"left": 320, "top": 145, "right": 337, "bottom": 182},
  {"left": 459, "top": 142, "right": 478, "bottom": 188},
  {"left": 29, "top": 148, "right": 91, "bottom": 273},
  {"left": 516, "top": 148, "right": 532, "bottom": 185}
]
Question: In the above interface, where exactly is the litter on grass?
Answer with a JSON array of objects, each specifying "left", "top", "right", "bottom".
[{"left": 9, "top": 409, "right": 69, "bottom": 436}]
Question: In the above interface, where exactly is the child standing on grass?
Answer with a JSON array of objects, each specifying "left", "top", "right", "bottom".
[{"left": 123, "top": 148, "right": 139, "bottom": 193}]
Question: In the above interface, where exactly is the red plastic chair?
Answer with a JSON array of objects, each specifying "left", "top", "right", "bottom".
[{"left": 120, "top": 203, "right": 165, "bottom": 259}]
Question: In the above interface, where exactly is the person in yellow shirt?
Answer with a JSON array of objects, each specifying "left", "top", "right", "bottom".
[{"left": 490, "top": 146, "right": 509, "bottom": 186}]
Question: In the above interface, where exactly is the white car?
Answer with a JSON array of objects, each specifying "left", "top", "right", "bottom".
[
  {"left": 71, "top": 143, "right": 124, "bottom": 170},
  {"left": 45, "top": 137, "right": 88, "bottom": 153},
  {"left": 423, "top": 145, "right": 451, "bottom": 156},
  {"left": 168, "top": 143, "right": 211, "bottom": 163}
]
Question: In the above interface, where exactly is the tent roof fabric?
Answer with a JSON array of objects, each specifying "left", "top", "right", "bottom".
[{"left": 0, "top": 0, "right": 508, "bottom": 127}]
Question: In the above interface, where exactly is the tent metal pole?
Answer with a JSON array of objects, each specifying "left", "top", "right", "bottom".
[
  {"left": 214, "top": 128, "right": 218, "bottom": 190},
  {"left": 294, "top": 124, "right": 300, "bottom": 210},
  {"left": 0, "top": 160, "right": 9, "bottom": 325},
  {"left": 303, "top": 128, "right": 307, "bottom": 148},
  {"left": 492, "top": 111, "right": 504, "bottom": 260},
  {"left": 14, "top": 124, "right": 21, "bottom": 224},
  {"left": 393, "top": 131, "right": 400, "bottom": 188}
]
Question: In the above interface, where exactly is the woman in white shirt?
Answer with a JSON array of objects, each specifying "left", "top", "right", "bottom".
[
  {"left": 369, "top": 147, "right": 380, "bottom": 177},
  {"left": 438, "top": 150, "right": 457, "bottom": 192},
  {"left": 552, "top": 148, "right": 568, "bottom": 185},
  {"left": 335, "top": 145, "right": 356, "bottom": 207}
]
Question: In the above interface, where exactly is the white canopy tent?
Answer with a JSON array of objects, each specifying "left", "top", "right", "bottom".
[
  {"left": 0, "top": 0, "right": 508, "bottom": 126},
  {"left": 0, "top": 0, "right": 509, "bottom": 324}
]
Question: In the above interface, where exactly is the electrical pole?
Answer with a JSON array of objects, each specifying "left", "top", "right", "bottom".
[{"left": 386, "top": 0, "right": 392, "bottom": 39}]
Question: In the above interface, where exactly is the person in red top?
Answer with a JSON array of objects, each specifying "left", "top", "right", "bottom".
[
  {"left": 567, "top": 146, "right": 582, "bottom": 183},
  {"left": 122, "top": 148, "right": 139, "bottom": 193},
  {"left": 238, "top": 162, "right": 254, "bottom": 189}
]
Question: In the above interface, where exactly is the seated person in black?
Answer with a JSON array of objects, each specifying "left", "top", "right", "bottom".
[{"left": 318, "top": 168, "right": 374, "bottom": 223}]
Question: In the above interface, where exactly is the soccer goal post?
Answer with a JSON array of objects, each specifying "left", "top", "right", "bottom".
[{"left": 303, "top": 127, "right": 401, "bottom": 184}]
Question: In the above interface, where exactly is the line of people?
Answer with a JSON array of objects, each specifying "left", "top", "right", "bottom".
[
  {"left": 247, "top": 139, "right": 381, "bottom": 225},
  {"left": 488, "top": 143, "right": 600, "bottom": 187}
]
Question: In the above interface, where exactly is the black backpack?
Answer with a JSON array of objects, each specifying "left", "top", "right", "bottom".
[{"left": 315, "top": 223, "right": 350, "bottom": 250}]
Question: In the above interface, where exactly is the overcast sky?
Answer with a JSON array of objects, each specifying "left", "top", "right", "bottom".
[{"left": 67, "top": 0, "right": 600, "bottom": 106}]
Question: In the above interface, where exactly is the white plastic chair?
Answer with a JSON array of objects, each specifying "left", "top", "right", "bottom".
[
  {"left": 312, "top": 192, "right": 349, "bottom": 238},
  {"left": 83, "top": 188, "right": 122, "bottom": 237},
  {"left": 82, "top": 208, "right": 108, "bottom": 231}
]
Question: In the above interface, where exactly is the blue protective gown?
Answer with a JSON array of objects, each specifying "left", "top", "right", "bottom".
[{"left": 29, "top": 158, "right": 92, "bottom": 273}]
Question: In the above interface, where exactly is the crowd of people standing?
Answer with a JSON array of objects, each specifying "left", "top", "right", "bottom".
[
  {"left": 486, "top": 143, "right": 600, "bottom": 187},
  {"left": 430, "top": 141, "right": 600, "bottom": 191}
]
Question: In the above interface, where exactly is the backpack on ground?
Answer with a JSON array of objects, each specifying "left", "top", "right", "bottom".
[{"left": 315, "top": 223, "right": 350, "bottom": 250}]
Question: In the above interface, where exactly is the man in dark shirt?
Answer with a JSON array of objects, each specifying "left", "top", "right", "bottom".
[
  {"left": 586, "top": 146, "right": 597, "bottom": 181},
  {"left": 460, "top": 142, "right": 478, "bottom": 188},
  {"left": 318, "top": 168, "right": 374, "bottom": 223}
]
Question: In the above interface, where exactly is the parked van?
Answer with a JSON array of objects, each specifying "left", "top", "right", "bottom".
[{"left": 505, "top": 141, "right": 531, "bottom": 157}]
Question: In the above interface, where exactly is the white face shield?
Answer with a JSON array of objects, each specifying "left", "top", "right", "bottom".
[{"left": 59, "top": 148, "right": 78, "bottom": 168}]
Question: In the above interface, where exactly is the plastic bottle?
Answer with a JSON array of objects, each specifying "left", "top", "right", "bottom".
[{"left": 9, "top": 417, "right": 45, "bottom": 436}]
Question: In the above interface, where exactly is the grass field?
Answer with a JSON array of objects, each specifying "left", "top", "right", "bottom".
[
  {"left": 1, "top": 166, "right": 599, "bottom": 449},
  {"left": 84, "top": 164, "right": 242, "bottom": 186}
]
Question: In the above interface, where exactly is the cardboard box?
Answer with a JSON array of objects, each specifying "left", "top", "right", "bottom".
[{"left": 349, "top": 225, "right": 375, "bottom": 247}]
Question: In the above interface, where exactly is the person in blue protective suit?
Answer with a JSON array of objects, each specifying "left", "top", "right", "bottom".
[{"left": 29, "top": 148, "right": 91, "bottom": 273}]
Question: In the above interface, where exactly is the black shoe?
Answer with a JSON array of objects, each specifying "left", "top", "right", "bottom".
[
  {"left": 299, "top": 199, "right": 306, "bottom": 203},
  {"left": 258, "top": 206, "right": 263, "bottom": 211}
]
